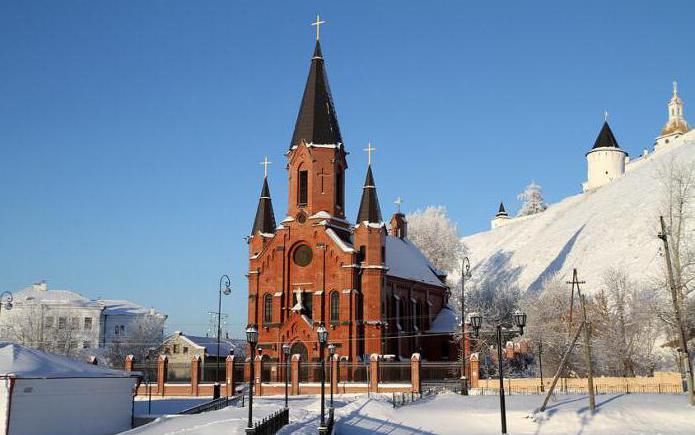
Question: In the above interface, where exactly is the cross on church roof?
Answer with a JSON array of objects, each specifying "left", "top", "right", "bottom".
[
  {"left": 311, "top": 14, "right": 326, "bottom": 41},
  {"left": 260, "top": 156, "right": 272, "bottom": 178},
  {"left": 394, "top": 197, "right": 404, "bottom": 213},
  {"left": 364, "top": 141, "right": 376, "bottom": 165},
  {"left": 604, "top": 110, "right": 609, "bottom": 122}
]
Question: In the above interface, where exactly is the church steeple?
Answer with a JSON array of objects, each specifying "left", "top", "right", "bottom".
[
  {"left": 289, "top": 39, "right": 343, "bottom": 148},
  {"left": 496, "top": 202, "right": 508, "bottom": 217},
  {"left": 660, "top": 81, "right": 690, "bottom": 137},
  {"left": 251, "top": 176, "right": 276, "bottom": 236},
  {"left": 357, "top": 165, "right": 383, "bottom": 224}
]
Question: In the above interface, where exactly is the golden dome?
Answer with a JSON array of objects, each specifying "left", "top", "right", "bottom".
[{"left": 660, "top": 119, "right": 691, "bottom": 136}]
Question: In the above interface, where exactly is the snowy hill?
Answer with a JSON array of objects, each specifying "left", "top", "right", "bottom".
[{"left": 462, "top": 140, "right": 695, "bottom": 294}]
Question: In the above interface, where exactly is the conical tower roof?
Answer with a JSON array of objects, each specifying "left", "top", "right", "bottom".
[
  {"left": 496, "top": 202, "right": 508, "bottom": 217},
  {"left": 356, "top": 165, "right": 382, "bottom": 224},
  {"left": 251, "top": 177, "right": 276, "bottom": 235},
  {"left": 592, "top": 121, "right": 621, "bottom": 149},
  {"left": 290, "top": 41, "right": 343, "bottom": 148}
]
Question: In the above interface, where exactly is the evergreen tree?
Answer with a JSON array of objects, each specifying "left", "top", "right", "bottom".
[{"left": 517, "top": 182, "right": 548, "bottom": 216}]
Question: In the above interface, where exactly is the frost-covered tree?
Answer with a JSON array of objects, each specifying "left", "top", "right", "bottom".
[
  {"left": 406, "top": 206, "right": 466, "bottom": 275},
  {"left": 103, "top": 315, "right": 165, "bottom": 367},
  {"left": 517, "top": 182, "right": 548, "bottom": 217}
]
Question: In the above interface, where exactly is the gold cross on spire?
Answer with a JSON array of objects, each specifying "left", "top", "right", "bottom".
[
  {"left": 311, "top": 14, "right": 326, "bottom": 41},
  {"left": 394, "top": 197, "right": 404, "bottom": 213},
  {"left": 364, "top": 141, "right": 376, "bottom": 165},
  {"left": 604, "top": 110, "right": 609, "bottom": 122},
  {"left": 673, "top": 80, "right": 679, "bottom": 96},
  {"left": 260, "top": 156, "right": 272, "bottom": 178}
]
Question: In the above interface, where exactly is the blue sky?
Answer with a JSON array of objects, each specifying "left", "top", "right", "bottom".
[{"left": 1, "top": 1, "right": 692, "bottom": 337}]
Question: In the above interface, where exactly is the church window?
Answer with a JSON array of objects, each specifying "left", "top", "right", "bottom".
[
  {"left": 335, "top": 170, "right": 344, "bottom": 209},
  {"left": 264, "top": 294, "right": 273, "bottom": 324},
  {"left": 298, "top": 170, "right": 308, "bottom": 206},
  {"left": 358, "top": 246, "right": 366, "bottom": 263},
  {"left": 330, "top": 291, "right": 340, "bottom": 322},
  {"left": 293, "top": 244, "right": 313, "bottom": 267}
]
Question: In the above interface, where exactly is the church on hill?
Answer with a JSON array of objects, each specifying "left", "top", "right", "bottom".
[{"left": 245, "top": 29, "right": 456, "bottom": 371}]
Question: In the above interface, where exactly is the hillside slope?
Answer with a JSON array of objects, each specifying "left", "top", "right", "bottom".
[{"left": 462, "top": 140, "right": 695, "bottom": 293}]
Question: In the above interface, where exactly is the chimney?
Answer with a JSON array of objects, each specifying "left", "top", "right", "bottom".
[{"left": 389, "top": 213, "right": 407, "bottom": 239}]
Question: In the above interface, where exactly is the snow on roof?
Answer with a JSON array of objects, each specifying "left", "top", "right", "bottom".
[
  {"left": 428, "top": 304, "right": 458, "bottom": 333},
  {"left": 385, "top": 236, "right": 446, "bottom": 287},
  {"left": 13, "top": 286, "right": 100, "bottom": 308},
  {"left": 97, "top": 299, "right": 164, "bottom": 317},
  {"left": 326, "top": 228, "right": 354, "bottom": 253},
  {"left": 0, "top": 343, "right": 134, "bottom": 379}
]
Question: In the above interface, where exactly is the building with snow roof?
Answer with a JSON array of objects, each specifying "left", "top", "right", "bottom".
[
  {"left": 245, "top": 33, "right": 454, "bottom": 366},
  {"left": 0, "top": 342, "right": 138, "bottom": 435},
  {"left": 0, "top": 281, "right": 166, "bottom": 357}
]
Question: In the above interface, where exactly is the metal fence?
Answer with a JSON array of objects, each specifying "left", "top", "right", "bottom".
[
  {"left": 132, "top": 363, "right": 157, "bottom": 382},
  {"left": 420, "top": 362, "right": 459, "bottom": 384},
  {"left": 178, "top": 395, "right": 244, "bottom": 415},
  {"left": 379, "top": 362, "right": 411, "bottom": 383},
  {"left": 473, "top": 383, "right": 684, "bottom": 395},
  {"left": 342, "top": 363, "right": 368, "bottom": 383},
  {"left": 167, "top": 363, "right": 191, "bottom": 383},
  {"left": 250, "top": 407, "right": 289, "bottom": 435}
]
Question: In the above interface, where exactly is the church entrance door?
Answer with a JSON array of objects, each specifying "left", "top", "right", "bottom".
[{"left": 290, "top": 341, "right": 309, "bottom": 382}]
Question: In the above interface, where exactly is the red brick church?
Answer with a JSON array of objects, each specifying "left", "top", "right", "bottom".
[{"left": 246, "top": 35, "right": 456, "bottom": 369}]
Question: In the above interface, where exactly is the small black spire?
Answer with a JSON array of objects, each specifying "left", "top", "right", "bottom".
[
  {"left": 496, "top": 202, "right": 508, "bottom": 217},
  {"left": 592, "top": 121, "right": 620, "bottom": 149},
  {"left": 356, "top": 165, "right": 383, "bottom": 224},
  {"left": 251, "top": 177, "right": 276, "bottom": 235},
  {"left": 290, "top": 41, "right": 343, "bottom": 148}
]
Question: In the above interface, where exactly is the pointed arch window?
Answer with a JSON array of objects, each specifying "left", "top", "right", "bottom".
[
  {"left": 264, "top": 294, "right": 273, "bottom": 324},
  {"left": 330, "top": 291, "right": 340, "bottom": 323},
  {"left": 298, "top": 170, "right": 308, "bottom": 206}
]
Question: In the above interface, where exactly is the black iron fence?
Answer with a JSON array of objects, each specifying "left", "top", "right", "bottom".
[
  {"left": 473, "top": 383, "right": 684, "bottom": 395},
  {"left": 379, "top": 362, "right": 411, "bottom": 383},
  {"left": 341, "top": 363, "right": 368, "bottom": 383},
  {"left": 178, "top": 395, "right": 243, "bottom": 415},
  {"left": 420, "top": 362, "right": 459, "bottom": 384},
  {"left": 132, "top": 363, "right": 157, "bottom": 383},
  {"left": 167, "top": 363, "right": 192, "bottom": 383},
  {"left": 249, "top": 407, "right": 289, "bottom": 435}
]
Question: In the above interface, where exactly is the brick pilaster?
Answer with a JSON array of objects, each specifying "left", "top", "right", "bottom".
[
  {"left": 124, "top": 355, "right": 134, "bottom": 372},
  {"left": 410, "top": 353, "right": 421, "bottom": 393},
  {"left": 254, "top": 355, "right": 263, "bottom": 396},
  {"left": 369, "top": 353, "right": 379, "bottom": 393},
  {"left": 226, "top": 355, "right": 235, "bottom": 397},
  {"left": 191, "top": 355, "right": 201, "bottom": 396},
  {"left": 291, "top": 354, "right": 300, "bottom": 395},
  {"left": 469, "top": 353, "right": 480, "bottom": 389},
  {"left": 331, "top": 354, "right": 339, "bottom": 394},
  {"left": 157, "top": 355, "right": 168, "bottom": 396}
]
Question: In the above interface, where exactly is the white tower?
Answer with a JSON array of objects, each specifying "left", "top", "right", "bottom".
[
  {"left": 491, "top": 201, "right": 511, "bottom": 229},
  {"left": 655, "top": 81, "right": 691, "bottom": 152},
  {"left": 583, "top": 119, "right": 628, "bottom": 192}
]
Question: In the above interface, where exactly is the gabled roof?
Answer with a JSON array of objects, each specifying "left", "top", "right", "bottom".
[
  {"left": 290, "top": 41, "right": 343, "bottom": 148},
  {"left": 174, "top": 335, "right": 243, "bottom": 358},
  {"left": 356, "top": 165, "right": 383, "bottom": 224},
  {"left": 592, "top": 121, "right": 621, "bottom": 149},
  {"left": 385, "top": 236, "right": 446, "bottom": 287},
  {"left": 427, "top": 304, "right": 457, "bottom": 333},
  {"left": 251, "top": 177, "right": 276, "bottom": 235}
]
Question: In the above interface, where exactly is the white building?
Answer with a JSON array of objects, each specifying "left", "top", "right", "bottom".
[
  {"left": 654, "top": 81, "right": 693, "bottom": 152},
  {"left": 582, "top": 120, "right": 628, "bottom": 192},
  {"left": 0, "top": 281, "right": 166, "bottom": 358}
]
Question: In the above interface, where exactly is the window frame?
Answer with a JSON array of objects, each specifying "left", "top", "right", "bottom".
[
  {"left": 330, "top": 291, "right": 340, "bottom": 323},
  {"left": 264, "top": 293, "right": 273, "bottom": 324}
]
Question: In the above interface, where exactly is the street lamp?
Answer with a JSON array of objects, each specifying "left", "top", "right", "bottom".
[
  {"left": 0, "top": 291, "right": 13, "bottom": 316},
  {"left": 245, "top": 325, "right": 259, "bottom": 432},
  {"left": 470, "top": 311, "right": 527, "bottom": 435},
  {"left": 328, "top": 343, "right": 336, "bottom": 410},
  {"left": 460, "top": 257, "right": 472, "bottom": 395},
  {"left": 216, "top": 275, "right": 232, "bottom": 397},
  {"left": 282, "top": 343, "right": 291, "bottom": 409},
  {"left": 316, "top": 324, "right": 328, "bottom": 432}
]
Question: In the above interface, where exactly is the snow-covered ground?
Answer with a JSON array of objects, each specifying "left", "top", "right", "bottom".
[
  {"left": 462, "top": 140, "right": 695, "bottom": 294},
  {"left": 125, "top": 392, "right": 694, "bottom": 434}
]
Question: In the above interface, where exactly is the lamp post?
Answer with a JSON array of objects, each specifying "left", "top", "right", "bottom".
[
  {"left": 282, "top": 343, "right": 291, "bottom": 409},
  {"left": 0, "top": 291, "right": 13, "bottom": 316},
  {"left": 144, "top": 354, "right": 152, "bottom": 415},
  {"left": 460, "top": 257, "right": 471, "bottom": 395},
  {"left": 245, "top": 325, "right": 259, "bottom": 432},
  {"left": 328, "top": 343, "right": 336, "bottom": 410},
  {"left": 216, "top": 275, "right": 232, "bottom": 397},
  {"left": 469, "top": 310, "right": 526, "bottom": 435},
  {"left": 316, "top": 324, "right": 328, "bottom": 432}
]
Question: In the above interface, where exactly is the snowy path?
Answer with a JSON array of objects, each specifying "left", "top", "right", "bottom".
[{"left": 123, "top": 393, "right": 695, "bottom": 434}]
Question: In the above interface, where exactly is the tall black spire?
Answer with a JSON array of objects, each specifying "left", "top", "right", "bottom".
[
  {"left": 496, "top": 202, "right": 508, "bottom": 217},
  {"left": 251, "top": 177, "right": 276, "bottom": 235},
  {"left": 592, "top": 121, "right": 620, "bottom": 149},
  {"left": 356, "top": 165, "right": 383, "bottom": 224},
  {"left": 290, "top": 40, "right": 343, "bottom": 148}
]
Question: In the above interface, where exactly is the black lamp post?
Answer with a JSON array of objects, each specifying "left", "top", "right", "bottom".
[
  {"left": 0, "top": 291, "right": 13, "bottom": 316},
  {"left": 316, "top": 324, "right": 328, "bottom": 432},
  {"left": 282, "top": 343, "right": 291, "bottom": 409},
  {"left": 216, "top": 275, "right": 232, "bottom": 397},
  {"left": 328, "top": 343, "right": 336, "bottom": 409},
  {"left": 245, "top": 325, "right": 259, "bottom": 432},
  {"left": 469, "top": 310, "right": 526, "bottom": 435},
  {"left": 460, "top": 257, "right": 471, "bottom": 395}
]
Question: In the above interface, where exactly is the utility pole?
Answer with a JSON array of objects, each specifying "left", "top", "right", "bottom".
[
  {"left": 538, "top": 339, "right": 545, "bottom": 392},
  {"left": 659, "top": 216, "right": 695, "bottom": 405},
  {"left": 568, "top": 269, "right": 595, "bottom": 410},
  {"left": 540, "top": 323, "right": 584, "bottom": 412}
]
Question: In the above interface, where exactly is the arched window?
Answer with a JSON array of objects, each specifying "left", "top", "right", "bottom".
[
  {"left": 330, "top": 291, "right": 340, "bottom": 322},
  {"left": 264, "top": 294, "right": 273, "bottom": 324}
]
